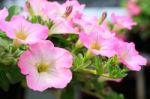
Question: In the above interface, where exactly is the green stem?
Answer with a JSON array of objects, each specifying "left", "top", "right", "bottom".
[
  {"left": 81, "top": 88, "right": 104, "bottom": 99},
  {"left": 79, "top": 68, "right": 110, "bottom": 78},
  {"left": 11, "top": 39, "right": 21, "bottom": 53}
]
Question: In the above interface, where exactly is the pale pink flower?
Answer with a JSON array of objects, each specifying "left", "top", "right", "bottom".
[
  {"left": 0, "top": 16, "right": 48, "bottom": 44},
  {"left": 111, "top": 13, "right": 137, "bottom": 30},
  {"left": 127, "top": 1, "right": 141, "bottom": 16},
  {"left": 50, "top": 20, "right": 76, "bottom": 34},
  {"left": 0, "top": 8, "right": 8, "bottom": 20},
  {"left": 44, "top": 0, "right": 84, "bottom": 21},
  {"left": 42, "top": 0, "right": 84, "bottom": 34},
  {"left": 115, "top": 40, "right": 147, "bottom": 71},
  {"left": 63, "top": 0, "right": 85, "bottom": 18},
  {"left": 71, "top": 15, "right": 115, "bottom": 38},
  {"left": 79, "top": 32, "right": 116, "bottom": 57},
  {"left": 42, "top": 1, "right": 64, "bottom": 21},
  {"left": 24, "top": 0, "right": 48, "bottom": 20},
  {"left": 99, "top": 21, "right": 115, "bottom": 39},
  {"left": 71, "top": 16, "right": 98, "bottom": 34},
  {"left": 18, "top": 40, "right": 72, "bottom": 91}
]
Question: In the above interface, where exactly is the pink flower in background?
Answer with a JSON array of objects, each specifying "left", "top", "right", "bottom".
[
  {"left": 42, "top": 0, "right": 84, "bottom": 34},
  {"left": 70, "top": 16, "right": 98, "bottom": 34},
  {"left": 24, "top": 0, "right": 48, "bottom": 19},
  {"left": 111, "top": 13, "right": 137, "bottom": 30},
  {"left": 18, "top": 40, "right": 72, "bottom": 91},
  {"left": 99, "top": 21, "right": 115, "bottom": 39},
  {"left": 0, "top": 8, "right": 8, "bottom": 21},
  {"left": 50, "top": 20, "right": 76, "bottom": 34},
  {"left": 0, "top": 16, "right": 48, "bottom": 44},
  {"left": 127, "top": 1, "right": 141, "bottom": 16},
  {"left": 79, "top": 32, "right": 116, "bottom": 57},
  {"left": 44, "top": 0, "right": 84, "bottom": 21},
  {"left": 115, "top": 40, "right": 147, "bottom": 71},
  {"left": 63, "top": 0, "right": 85, "bottom": 18},
  {"left": 42, "top": 1, "right": 64, "bottom": 21},
  {"left": 71, "top": 15, "right": 115, "bottom": 37}
]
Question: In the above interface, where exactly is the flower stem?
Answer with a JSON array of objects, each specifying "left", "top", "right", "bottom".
[{"left": 81, "top": 88, "right": 104, "bottom": 99}]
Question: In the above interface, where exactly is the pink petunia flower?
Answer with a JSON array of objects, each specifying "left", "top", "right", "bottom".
[
  {"left": 115, "top": 40, "right": 147, "bottom": 71},
  {"left": 62, "top": 0, "right": 85, "bottom": 19},
  {"left": 127, "top": 1, "right": 141, "bottom": 16},
  {"left": 24, "top": 0, "right": 48, "bottom": 20},
  {"left": 111, "top": 13, "right": 137, "bottom": 30},
  {"left": 0, "top": 8, "right": 8, "bottom": 21},
  {"left": 0, "top": 15, "right": 48, "bottom": 44},
  {"left": 18, "top": 40, "right": 73, "bottom": 91},
  {"left": 71, "top": 15, "right": 115, "bottom": 38},
  {"left": 79, "top": 31, "right": 116, "bottom": 57}
]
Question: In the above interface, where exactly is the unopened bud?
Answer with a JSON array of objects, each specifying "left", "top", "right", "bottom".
[
  {"left": 98, "top": 11, "right": 107, "bottom": 25},
  {"left": 65, "top": 6, "right": 73, "bottom": 17},
  {"left": 25, "top": 1, "right": 34, "bottom": 16}
]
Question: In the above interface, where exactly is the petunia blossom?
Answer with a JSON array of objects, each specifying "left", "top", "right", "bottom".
[
  {"left": 111, "top": 13, "right": 137, "bottom": 30},
  {"left": 115, "top": 40, "right": 147, "bottom": 71},
  {"left": 62, "top": 0, "right": 85, "bottom": 19},
  {"left": 18, "top": 40, "right": 72, "bottom": 91},
  {"left": 79, "top": 31, "right": 116, "bottom": 57},
  {"left": 24, "top": 0, "right": 48, "bottom": 20},
  {"left": 127, "top": 1, "right": 141, "bottom": 16},
  {"left": 0, "top": 7, "right": 8, "bottom": 21},
  {"left": 0, "top": 15, "right": 48, "bottom": 44}
]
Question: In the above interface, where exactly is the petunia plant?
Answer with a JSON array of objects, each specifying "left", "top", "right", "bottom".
[{"left": 0, "top": 0, "right": 147, "bottom": 99}]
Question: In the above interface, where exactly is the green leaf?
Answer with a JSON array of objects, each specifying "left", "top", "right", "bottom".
[
  {"left": 93, "top": 56, "right": 103, "bottom": 75},
  {"left": 6, "top": 66, "right": 24, "bottom": 84},
  {"left": 106, "top": 56, "right": 128, "bottom": 78},
  {"left": 0, "top": 71, "right": 10, "bottom": 91},
  {"left": 105, "top": 91, "right": 124, "bottom": 99},
  {"left": 6, "top": 5, "right": 20, "bottom": 21},
  {"left": 61, "top": 85, "right": 75, "bottom": 99},
  {"left": 0, "top": 31, "right": 7, "bottom": 38}
]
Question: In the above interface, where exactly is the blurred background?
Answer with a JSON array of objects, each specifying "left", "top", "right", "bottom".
[{"left": 0, "top": 0, "right": 150, "bottom": 99}]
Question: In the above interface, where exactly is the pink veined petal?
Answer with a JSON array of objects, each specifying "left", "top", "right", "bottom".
[
  {"left": 91, "top": 38, "right": 116, "bottom": 57},
  {"left": 26, "top": 72, "right": 53, "bottom": 91},
  {"left": 111, "top": 13, "right": 136, "bottom": 30},
  {"left": 52, "top": 47, "right": 73, "bottom": 68},
  {"left": 0, "top": 7, "right": 8, "bottom": 20},
  {"left": 115, "top": 40, "right": 147, "bottom": 71},
  {"left": 46, "top": 68, "right": 72, "bottom": 88},
  {"left": 50, "top": 20, "right": 76, "bottom": 34},
  {"left": 0, "top": 21, "right": 16, "bottom": 38},
  {"left": 18, "top": 50, "right": 39, "bottom": 75},
  {"left": 79, "top": 32, "right": 91, "bottom": 48}
]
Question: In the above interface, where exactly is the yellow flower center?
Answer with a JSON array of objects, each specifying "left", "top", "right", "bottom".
[
  {"left": 37, "top": 63, "right": 49, "bottom": 73},
  {"left": 16, "top": 33, "right": 28, "bottom": 40},
  {"left": 90, "top": 42, "right": 101, "bottom": 50}
]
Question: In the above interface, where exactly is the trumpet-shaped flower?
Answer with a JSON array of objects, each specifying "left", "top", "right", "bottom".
[
  {"left": 18, "top": 40, "right": 72, "bottom": 91},
  {"left": 0, "top": 8, "right": 8, "bottom": 21},
  {"left": 111, "top": 13, "right": 137, "bottom": 30},
  {"left": 115, "top": 40, "right": 147, "bottom": 71},
  {"left": 79, "top": 31, "right": 116, "bottom": 57},
  {"left": 0, "top": 16, "right": 48, "bottom": 44}
]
